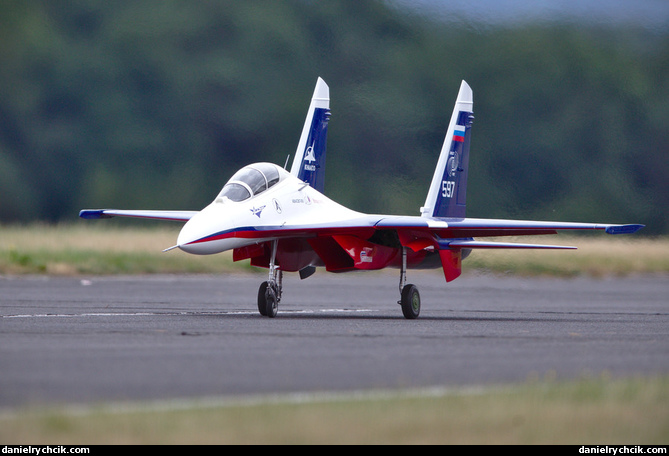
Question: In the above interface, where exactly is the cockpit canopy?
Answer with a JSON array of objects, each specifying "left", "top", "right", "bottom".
[{"left": 217, "top": 162, "right": 285, "bottom": 202}]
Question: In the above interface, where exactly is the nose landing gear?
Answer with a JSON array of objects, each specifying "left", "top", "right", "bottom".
[{"left": 257, "top": 240, "right": 282, "bottom": 318}]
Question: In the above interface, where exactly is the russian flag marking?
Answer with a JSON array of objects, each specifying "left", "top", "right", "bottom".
[{"left": 453, "top": 126, "right": 466, "bottom": 142}]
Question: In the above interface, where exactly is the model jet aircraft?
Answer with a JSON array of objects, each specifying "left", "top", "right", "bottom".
[{"left": 80, "top": 78, "right": 643, "bottom": 319}]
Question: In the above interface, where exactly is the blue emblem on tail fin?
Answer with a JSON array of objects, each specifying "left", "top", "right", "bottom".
[
  {"left": 295, "top": 107, "right": 330, "bottom": 193},
  {"left": 290, "top": 78, "right": 330, "bottom": 193}
]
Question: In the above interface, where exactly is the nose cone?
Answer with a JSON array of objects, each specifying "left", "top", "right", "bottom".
[{"left": 177, "top": 204, "right": 232, "bottom": 255}]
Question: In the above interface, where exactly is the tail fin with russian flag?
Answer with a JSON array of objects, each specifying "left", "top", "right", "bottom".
[
  {"left": 421, "top": 80, "right": 474, "bottom": 219},
  {"left": 290, "top": 77, "right": 331, "bottom": 193}
]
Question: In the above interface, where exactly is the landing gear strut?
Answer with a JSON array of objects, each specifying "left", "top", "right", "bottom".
[
  {"left": 257, "top": 240, "right": 282, "bottom": 318},
  {"left": 398, "top": 247, "right": 420, "bottom": 319}
]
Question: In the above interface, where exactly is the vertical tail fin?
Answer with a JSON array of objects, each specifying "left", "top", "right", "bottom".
[
  {"left": 421, "top": 80, "right": 474, "bottom": 219},
  {"left": 290, "top": 77, "right": 331, "bottom": 193}
]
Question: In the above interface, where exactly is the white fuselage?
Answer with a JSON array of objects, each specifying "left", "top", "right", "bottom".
[{"left": 176, "top": 169, "right": 363, "bottom": 255}]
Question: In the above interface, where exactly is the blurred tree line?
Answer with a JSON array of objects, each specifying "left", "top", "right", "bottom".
[{"left": 0, "top": 0, "right": 666, "bottom": 233}]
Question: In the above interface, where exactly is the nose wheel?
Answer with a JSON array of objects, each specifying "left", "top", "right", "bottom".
[{"left": 258, "top": 279, "right": 280, "bottom": 317}]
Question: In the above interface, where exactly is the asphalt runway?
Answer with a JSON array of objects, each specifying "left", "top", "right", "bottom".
[{"left": 1, "top": 271, "right": 667, "bottom": 409}]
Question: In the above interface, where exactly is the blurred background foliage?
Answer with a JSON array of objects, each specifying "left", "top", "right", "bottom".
[{"left": 0, "top": 0, "right": 666, "bottom": 233}]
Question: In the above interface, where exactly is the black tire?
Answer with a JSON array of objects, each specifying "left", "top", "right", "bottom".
[
  {"left": 257, "top": 281, "right": 269, "bottom": 316},
  {"left": 401, "top": 284, "right": 420, "bottom": 319},
  {"left": 265, "top": 285, "right": 278, "bottom": 318}
]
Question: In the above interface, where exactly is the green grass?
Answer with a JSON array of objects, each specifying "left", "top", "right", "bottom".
[
  {"left": 466, "top": 234, "right": 669, "bottom": 277},
  {"left": 0, "top": 223, "right": 245, "bottom": 275},
  {"left": 1, "top": 375, "right": 667, "bottom": 444},
  {"left": 1, "top": 223, "right": 667, "bottom": 276}
]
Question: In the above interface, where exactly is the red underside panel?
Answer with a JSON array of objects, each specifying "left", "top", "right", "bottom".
[
  {"left": 307, "top": 236, "right": 355, "bottom": 272},
  {"left": 239, "top": 239, "right": 323, "bottom": 272},
  {"left": 397, "top": 229, "right": 436, "bottom": 252},
  {"left": 233, "top": 230, "right": 462, "bottom": 282},
  {"left": 233, "top": 243, "right": 265, "bottom": 262},
  {"left": 331, "top": 235, "right": 398, "bottom": 270},
  {"left": 276, "top": 238, "right": 322, "bottom": 271},
  {"left": 439, "top": 249, "right": 462, "bottom": 282}
]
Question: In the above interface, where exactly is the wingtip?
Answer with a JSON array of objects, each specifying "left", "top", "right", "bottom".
[
  {"left": 605, "top": 224, "right": 645, "bottom": 235},
  {"left": 79, "top": 209, "right": 113, "bottom": 219}
]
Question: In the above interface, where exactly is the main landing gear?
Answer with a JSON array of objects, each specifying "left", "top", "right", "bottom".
[{"left": 398, "top": 247, "right": 420, "bottom": 319}]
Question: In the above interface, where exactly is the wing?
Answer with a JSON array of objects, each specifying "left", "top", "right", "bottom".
[
  {"left": 79, "top": 209, "right": 197, "bottom": 222},
  {"left": 376, "top": 215, "right": 643, "bottom": 250},
  {"left": 226, "top": 213, "right": 643, "bottom": 281},
  {"left": 377, "top": 216, "right": 645, "bottom": 237},
  {"left": 234, "top": 215, "right": 643, "bottom": 243}
]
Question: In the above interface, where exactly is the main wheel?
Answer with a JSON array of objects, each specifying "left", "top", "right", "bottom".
[
  {"left": 257, "top": 281, "right": 269, "bottom": 316},
  {"left": 400, "top": 284, "right": 420, "bottom": 319}
]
